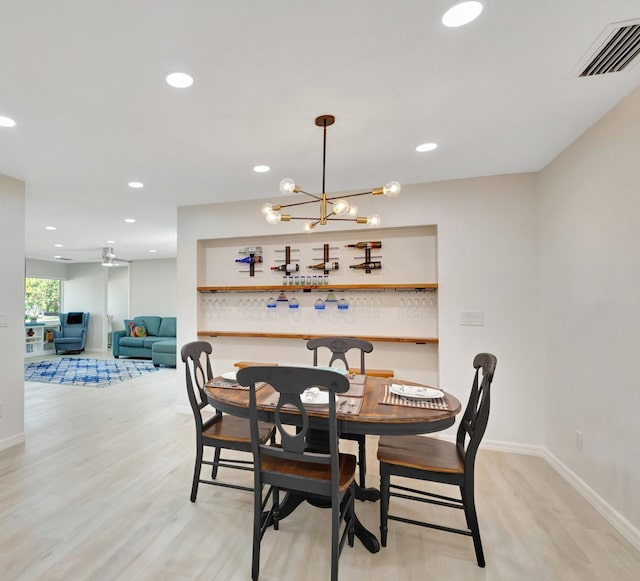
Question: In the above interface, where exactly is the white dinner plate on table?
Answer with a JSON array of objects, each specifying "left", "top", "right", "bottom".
[
  {"left": 390, "top": 384, "right": 444, "bottom": 400},
  {"left": 301, "top": 387, "right": 338, "bottom": 406},
  {"left": 221, "top": 371, "right": 237, "bottom": 381}
]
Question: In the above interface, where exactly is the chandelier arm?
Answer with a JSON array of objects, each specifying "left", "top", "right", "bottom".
[
  {"left": 278, "top": 198, "right": 325, "bottom": 209},
  {"left": 325, "top": 190, "right": 375, "bottom": 202},
  {"left": 297, "top": 190, "right": 323, "bottom": 201},
  {"left": 286, "top": 216, "right": 325, "bottom": 221}
]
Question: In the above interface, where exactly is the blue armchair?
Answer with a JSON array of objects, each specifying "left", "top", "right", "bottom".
[{"left": 53, "top": 312, "right": 90, "bottom": 354}]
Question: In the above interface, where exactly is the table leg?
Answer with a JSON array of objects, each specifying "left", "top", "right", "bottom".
[{"left": 265, "top": 491, "right": 380, "bottom": 553}]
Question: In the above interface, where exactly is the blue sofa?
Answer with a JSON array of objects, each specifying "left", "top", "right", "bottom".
[{"left": 112, "top": 316, "right": 176, "bottom": 367}]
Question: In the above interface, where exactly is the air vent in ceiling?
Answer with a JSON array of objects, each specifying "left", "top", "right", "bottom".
[{"left": 579, "top": 22, "right": 640, "bottom": 76}]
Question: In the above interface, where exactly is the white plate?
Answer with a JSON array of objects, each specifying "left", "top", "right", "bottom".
[
  {"left": 390, "top": 384, "right": 444, "bottom": 400},
  {"left": 221, "top": 371, "right": 237, "bottom": 381},
  {"left": 301, "top": 387, "right": 338, "bottom": 406}
]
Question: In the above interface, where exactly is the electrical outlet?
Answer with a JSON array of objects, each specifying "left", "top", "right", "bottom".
[
  {"left": 575, "top": 430, "right": 583, "bottom": 451},
  {"left": 461, "top": 311, "right": 484, "bottom": 326}
]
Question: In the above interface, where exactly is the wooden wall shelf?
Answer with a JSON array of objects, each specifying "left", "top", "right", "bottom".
[
  {"left": 197, "top": 330, "right": 438, "bottom": 345},
  {"left": 198, "top": 283, "right": 438, "bottom": 293}
]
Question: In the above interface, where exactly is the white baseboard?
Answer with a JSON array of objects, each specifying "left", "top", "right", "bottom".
[
  {"left": 541, "top": 447, "right": 640, "bottom": 552},
  {"left": 0, "top": 432, "right": 25, "bottom": 452},
  {"left": 433, "top": 434, "right": 640, "bottom": 552}
]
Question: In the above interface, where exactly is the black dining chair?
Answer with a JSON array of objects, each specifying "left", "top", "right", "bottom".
[
  {"left": 237, "top": 365, "right": 357, "bottom": 581},
  {"left": 377, "top": 352, "right": 497, "bottom": 567},
  {"left": 306, "top": 337, "right": 373, "bottom": 489},
  {"left": 181, "top": 341, "right": 275, "bottom": 500}
]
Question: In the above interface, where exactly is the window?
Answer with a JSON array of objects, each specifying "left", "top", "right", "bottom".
[{"left": 25, "top": 278, "right": 61, "bottom": 321}]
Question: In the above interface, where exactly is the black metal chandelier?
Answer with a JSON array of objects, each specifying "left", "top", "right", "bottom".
[{"left": 261, "top": 114, "right": 401, "bottom": 231}]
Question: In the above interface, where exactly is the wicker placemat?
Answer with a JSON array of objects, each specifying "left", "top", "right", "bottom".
[
  {"left": 379, "top": 385, "right": 450, "bottom": 410},
  {"left": 262, "top": 392, "right": 363, "bottom": 415},
  {"left": 205, "top": 379, "right": 267, "bottom": 390}
]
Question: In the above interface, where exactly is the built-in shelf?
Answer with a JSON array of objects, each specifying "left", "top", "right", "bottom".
[
  {"left": 197, "top": 330, "right": 438, "bottom": 345},
  {"left": 198, "top": 283, "right": 438, "bottom": 293}
]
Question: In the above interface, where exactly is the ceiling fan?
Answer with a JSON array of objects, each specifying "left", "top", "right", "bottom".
[
  {"left": 100, "top": 247, "right": 131, "bottom": 267},
  {"left": 54, "top": 246, "right": 131, "bottom": 266}
]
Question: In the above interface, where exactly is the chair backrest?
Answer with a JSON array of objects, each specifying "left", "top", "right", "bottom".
[
  {"left": 58, "top": 312, "right": 89, "bottom": 338},
  {"left": 237, "top": 366, "right": 350, "bottom": 497},
  {"left": 456, "top": 353, "right": 497, "bottom": 471},
  {"left": 181, "top": 341, "right": 219, "bottom": 432},
  {"left": 306, "top": 337, "right": 373, "bottom": 374}
]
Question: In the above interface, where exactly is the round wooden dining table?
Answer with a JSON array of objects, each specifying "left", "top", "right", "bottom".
[{"left": 205, "top": 375, "right": 461, "bottom": 553}]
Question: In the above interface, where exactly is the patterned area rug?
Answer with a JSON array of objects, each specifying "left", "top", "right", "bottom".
[{"left": 24, "top": 357, "right": 158, "bottom": 388}]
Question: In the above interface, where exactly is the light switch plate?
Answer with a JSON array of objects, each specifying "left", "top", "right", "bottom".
[{"left": 461, "top": 311, "right": 484, "bottom": 326}]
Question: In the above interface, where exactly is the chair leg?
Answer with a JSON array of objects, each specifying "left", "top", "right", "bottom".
[
  {"left": 190, "top": 445, "right": 203, "bottom": 502},
  {"left": 273, "top": 487, "right": 280, "bottom": 531},
  {"left": 357, "top": 437, "right": 367, "bottom": 488},
  {"left": 461, "top": 484, "right": 485, "bottom": 567},
  {"left": 347, "top": 486, "right": 355, "bottom": 547},
  {"left": 380, "top": 470, "right": 390, "bottom": 547},
  {"left": 331, "top": 496, "right": 339, "bottom": 581},
  {"left": 211, "top": 447, "right": 221, "bottom": 479},
  {"left": 252, "top": 486, "right": 262, "bottom": 581}
]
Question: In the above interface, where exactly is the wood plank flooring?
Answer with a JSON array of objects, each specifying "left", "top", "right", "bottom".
[{"left": 1, "top": 356, "right": 639, "bottom": 580}]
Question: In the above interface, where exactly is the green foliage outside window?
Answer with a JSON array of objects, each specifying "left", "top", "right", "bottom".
[{"left": 25, "top": 278, "right": 61, "bottom": 320}]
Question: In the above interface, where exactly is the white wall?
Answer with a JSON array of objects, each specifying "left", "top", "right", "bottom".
[
  {"left": 107, "top": 266, "right": 130, "bottom": 332},
  {"left": 129, "top": 258, "right": 177, "bottom": 317},
  {"left": 63, "top": 263, "right": 107, "bottom": 351},
  {"left": 539, "top": 86, "right": 640, "bottom": 531},
  {"left": 25, "top": 258, "right": 69, "bottom": 280},
  {"left": 177, "top": 172, "right": 541, "bottom": 446},
  {"left": 0, "top": 174, "right": 25, "bottom": 450}
]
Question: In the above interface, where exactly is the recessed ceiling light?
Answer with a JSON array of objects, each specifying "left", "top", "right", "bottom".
[
  {"left": 45, "top": 226, "right": 56, "bottom": 230},
  {"left": 442, "top": 1, "right": 484, "bottom": 27},
  {"left": 54, "top": 255, "right": 62, "bottom": 259},
  {"left": 0, "top": 115, "right": 16, "bottom": 127},
  {"left": 416, "top": 142, "right": 438, "bottom": 153},
  {"left": 106, "top": 240, "right": 116, "bottom": 244},
  {"left": 124, "top": 218, "right": 136, "bottom": 223},
  {"left": 253, "top": 165, "right": 270, "bottom": 173},
  {"left": 149, "top": 249, "right": 157, "bottom": 253},
  {"left": 54, "top": 244, "right": 63, "bottom": 248},
  {"left": 166, "top": 72, "right": 194, "bottom": 88},
  {"left": 128, "top": 181, "right": 144, "bottom": 188}
]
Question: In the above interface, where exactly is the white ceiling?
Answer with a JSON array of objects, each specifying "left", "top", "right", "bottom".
[{"left": 2, "top": 0, "right": 640, "bottom": 263}]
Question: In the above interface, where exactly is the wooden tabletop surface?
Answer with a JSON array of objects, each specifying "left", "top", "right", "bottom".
[{"left": 205, "top": 375, "right": 461, "bottom": 436}]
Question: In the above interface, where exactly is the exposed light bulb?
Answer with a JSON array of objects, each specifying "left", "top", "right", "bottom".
[
  {"left": 0, "top": 115, "right": 16, "bottom": 127},
  {"left": 333, "top": 199, "right": 349, "bottom": 215},
  {"left": 367, "top": 214, "right": 381, "bottom": 227},
  {"left": 280, "top": 178, "right": 297, "bottom": 194},
  {"left": 348, "top": 204, "right": 358, "bottom": 217},
  {"left": 383, "top": 181, "right": 401, "bottom": 197},
  {"left": 265, "top": 211, "right": 282, "bottom": 224},
  {"left": 303, "top": 221, "right": 315, "bottom": 232},
  {"left": 261, "top": 202, "right": 274, "bottom": 215}
]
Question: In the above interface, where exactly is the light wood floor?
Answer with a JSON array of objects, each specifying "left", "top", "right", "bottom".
[{"left": 2, "top": 356, "right": 639, "bottom": 580}]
